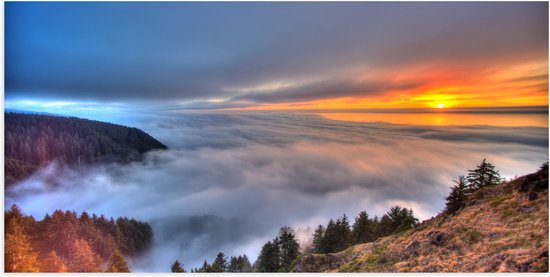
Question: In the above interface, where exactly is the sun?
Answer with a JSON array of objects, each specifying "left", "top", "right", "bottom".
[{"left": 437, "top": 103, "right": 445, "bottom": 109}]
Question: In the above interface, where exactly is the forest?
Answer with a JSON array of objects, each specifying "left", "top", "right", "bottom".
[
  {"left": 5, "top": 204, "right": 152, "bottom": 272},
  {"left": 5, "top": 112, "right": 167, "bottom": 186}
]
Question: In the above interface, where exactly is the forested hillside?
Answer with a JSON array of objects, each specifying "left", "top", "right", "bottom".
[
  {"left": 5, "top": 112, "right": 167, "bottom": 185},
  {"left": 5, "top": 204, "right": 153, "bottom": 272}
]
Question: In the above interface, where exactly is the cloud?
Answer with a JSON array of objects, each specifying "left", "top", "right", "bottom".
[
  {"left": 5, "top": 2, "right": 548, "bottom": 105},
  {"left": 5, "top": 112, "right": 548, "bottom": 271},
  {"left": 232, "top": 77, "right": 422, "bottom": 104}
]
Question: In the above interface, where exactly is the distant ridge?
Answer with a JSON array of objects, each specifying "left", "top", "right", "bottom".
[{"left": 5, "top": 112, "right": 167, "bottom": 186}]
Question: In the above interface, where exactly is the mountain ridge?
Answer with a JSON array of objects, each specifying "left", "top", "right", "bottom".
[{"left": 5, "top": 112, "right": 167, "bottom": 186}]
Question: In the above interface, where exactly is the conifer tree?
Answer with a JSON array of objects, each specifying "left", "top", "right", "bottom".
[
  {"left": 445, "top": 175, "right": 468, "bottom": 214},
  {"left": 312, "top": 225, "right": 325, "bottom": 254},
  {"left": 240, "top": 254, "right": 252, "bottom": 272},
  {"left": 199, "top": 260, "right": 211, "bottom": 272},
  {"left": 322, "top": 219, "right": 337, "bottom": 253},
  {"left": 5, "top": 218, "right": 39, "bottom": 272},
  {"left": 41, "top": 251, "right": 68, "bottom": 272},
  {"left": 337, "top": 214, "right": 352, "bottom": 251},
  {"left": 352, "top": 211, "right": 375, "bottom": 244},
  {"left": 212, "top": 252, "right": 228, "bottom": 272},
  {"left": 467, "top": 159, "right": 502, "bottom": 190},
  {"left": 278, "top": 227, "right": 300, "bottom": 272},
  {"left": 107, "top": 250, "right": 130, "bottom": 272},
  {"left": 258, "top": 241, "right": 279, "bottom": 272},
  {"left": 171, "top": 260, "right": 185, "bottom": 273},
  {"left": 69, "top": 239, "right": 100, "bottom": 272}
]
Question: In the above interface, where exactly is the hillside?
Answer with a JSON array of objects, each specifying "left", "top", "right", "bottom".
[
  {"left": 5, "top": 112, "right": 167, "bottom": 186},
  {"left": 293, "top": 165, "right": 549, "bottom": 272}
]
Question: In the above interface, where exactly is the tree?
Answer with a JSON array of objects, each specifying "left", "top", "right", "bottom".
[
  {"left": 336, "top": 214, "right": 352, "bottom": 251},
  {"left": 379, "top": 206, "right": 418, "bottom": 235},
  {"left": 312, "top": 225, "right": 325, "bottom": 254},
  {"left": 258, "top": 240, "right": 279, "bottom": 272},
  {"left": 278, "top": 227, "right": 300, "bottom": 272},
  {"left": 467, "top": 159, "right": 502, "bottom": 190},
  {"left": 352, "top": 211, "right": 376, "bottom": 244},
  {"left": 107, "top": 250, "right": 129, "bottom": 272},
  {"left": 228, "top": 256, "right": 239, "bottom": 272},
  {"left": 198, "top": 260, "right": 212, "bottom": 272},
  {"left": 445, "top": 175, "right": 468, "bottom": 214},
  {"left": 239, "top": 255, "right": 252, "bottom": 272},
  {"left": 212, "top": 252, "right": 228, "bottom": 272},
  {"left": 41, "top": 251, "right": 68, "bottom": 272},
  {"left": 5, "top": 218, "right": 40, "bottom": 272},
  {"left": 171, "top": 260, "right": 185, "bottom": 273},
  {"left": 322, "top": 219, "right": 337, "bottom": 253},
  {"left": 69, "top": 239, "right": 100, "bottom": 272}
]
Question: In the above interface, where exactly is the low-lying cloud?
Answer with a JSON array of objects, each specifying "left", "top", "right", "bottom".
[{"left": 5, "top": 112, "right": 548, "bottom": 271}]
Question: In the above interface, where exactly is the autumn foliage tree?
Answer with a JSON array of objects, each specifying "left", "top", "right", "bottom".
[
  {"left": 5, "top": 205, "right": 39, "bottom": 272},
  {"left": 4, "top": 204, "right": 152, "bottom": 272}
]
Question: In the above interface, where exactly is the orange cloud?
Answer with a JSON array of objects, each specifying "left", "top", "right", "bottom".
[{"left": 232, "top": 58, "right": 548, "bottom": 111}]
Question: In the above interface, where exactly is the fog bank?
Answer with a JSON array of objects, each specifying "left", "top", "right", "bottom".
[{"left": 6, "top": 112, "right": 548, "bottom": 271}]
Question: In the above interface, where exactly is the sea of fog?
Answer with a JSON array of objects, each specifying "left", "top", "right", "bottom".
[{"left": 5, "top": 111, "right": 548, "bottom": 271}]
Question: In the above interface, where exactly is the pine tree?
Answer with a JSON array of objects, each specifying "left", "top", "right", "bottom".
[
  {"left": 258, "top": 241, "right": 279, "bottom": 272},
  {"left": 69, "top": 239, "right": 100, "bottom": 272},
  {"left": 107, "top": 250, "right": 129, "bottom": 272},
  {"left": 352, "top": 211, "right": 375, "bottom": 244},
  {"left": 212, "top": 252, "right": 228, "bottom": 272},
  {"left": 323, "top": 219, "right": 337, "bottom": 253},
  {"left": 240, "top": 254, "right": 252, "bottom": 272},
  {"left": 337, "top": 214, "right": 352, "bottom": 251},
  {"left": 5, "top": 218, "right": 40, "bottom": 272},
  {"left": 312, "top": 225, "right": 325, "bottom": 254},
  {"left": 467, "top": 159, "right": 502, "bottom": 190},
  {"left": 228, "top": 256, "right": 238, "bottom": 272},
  {"left": 278, "top": 227, "right": 300, "bottom": 272},
  {"left": 41, "top": 251, "right": 68, "bottom": 272},
  {"left": 445, "top": 175, "right": 468, "bottom": 214},
  {"left": 199, "top": 260, "right": 211, "bottom": 272},
  {"left": 171, "top": 260, "right": 185, "bottom": 273}
]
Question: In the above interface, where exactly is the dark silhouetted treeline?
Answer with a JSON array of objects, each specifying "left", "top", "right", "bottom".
[
  {"left": 5, "top": 204, "right": 152, "bottom": 272},
  {"left": 311, "top": 206, "right": 418, "bottom": 255},
  {"left": 184, "top": 252, "right": 252, "bottom": 273},
  {"left": 5, "top": 112, "right": 167, "bottom": 185}
]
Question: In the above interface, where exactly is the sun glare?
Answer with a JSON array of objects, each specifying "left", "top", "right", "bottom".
[{"left": 437, "top": 103, "right": 445, "bottom": 109}]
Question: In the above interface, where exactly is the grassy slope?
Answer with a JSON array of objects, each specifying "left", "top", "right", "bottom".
[{"left": 294, "top": 167, "right": 548, "bottom": 272}]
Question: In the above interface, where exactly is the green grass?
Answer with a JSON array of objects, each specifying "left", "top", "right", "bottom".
[
  {"left": 465, "top": 230, "right": 483, "bottom": 244},
  {"left": 489, "top": 194, "right": 513, "bottom": 208}
]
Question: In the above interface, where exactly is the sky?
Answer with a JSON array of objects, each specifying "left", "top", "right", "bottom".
[
  {"left": 6, "top": 111, "right": 548, "bottom": 271},
  {"left": 5, "top": 2, "right": 549, "bottom": 111}
]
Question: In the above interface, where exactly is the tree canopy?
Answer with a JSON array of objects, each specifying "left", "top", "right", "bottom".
[
  {"left": 5, "top": 112, "right": 166, "bottom": 185},
  {"left": 4, "top": 204, "right": 152, "bottom": 272}
]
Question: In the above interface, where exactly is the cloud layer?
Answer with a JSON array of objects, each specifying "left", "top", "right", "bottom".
[
  {"left": 5, "top": 2, "right": 548, "bottom": 108},
  {"left": 5, "top": 112, "right": 548, "bottom": 271}
]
